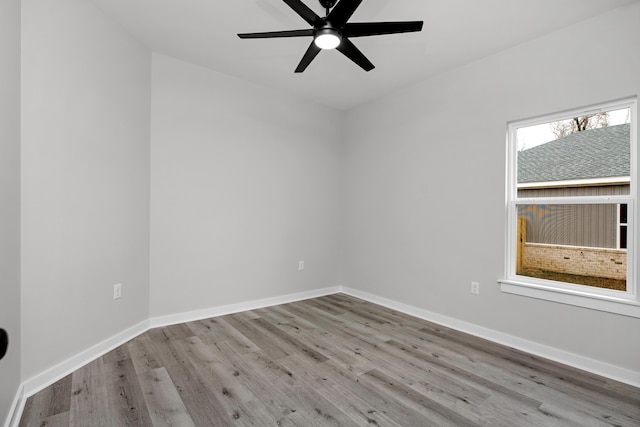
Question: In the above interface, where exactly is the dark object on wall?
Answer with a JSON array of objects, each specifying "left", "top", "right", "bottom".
[
  {"left": 238, "top": 0, "right": 423, "bottom": 72},
  {"left": 0, "top": 328, "right": 8, "bottom": 361}
]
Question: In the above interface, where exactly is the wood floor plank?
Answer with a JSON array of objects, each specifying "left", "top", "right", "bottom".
[
  {"left": 250, "top": 317, "right": 329, "bottom": 363},
  {"left": 384, "top": 338, "right": 542, "bottom": 406},
  {"left": 144, "top": 327, "right": 237, "bottom": 426},
  {"left": 234, "top": 398, "right": 292, "bottom": 426},
  {"left": 314, "top": 376, "right": 405, "bottom": 427},
  {"left": 137, "top": 367, "right": 195, "bottom": 427},
  {"left": 328, "top": 294, "right": 431, "bottom": 330},
  {"left": 284, "top": 302, "right": 363, "bottom": 341},
  {"left": 302, "top": 297, "right": 348, "bottom": 316},
  {"left": 272, "top": 304, "right": 326, "bottom": 330},
  {"left": 281, "top": 387, "right": 357, "bottom": 427},
  {"left": 211, "top": 341, "right": 347, "bottom": 426},
  {"left": 184, "top": 335, "right": 257, "bottom": 404},
  {"left": 19, "top": 293, "right": 640, "bottom": 426},
  {"left": 295, "top": 329, "right": 370, "bottom": 377},
  {"left": 68, "top": 358, "right": 112, "bottom": 427},
  {"left": 216, "top": 347, "right": 307, "bottom": 423},
  {"left": 127, "top": 332, "right": 163, "bottom": 374},
  {"left": 254, "top": 355, "right": 358, "bottom": 427},
  {"left": 18, "top": 375, "right": 72, "bottom": 427},
  {"left": 361, "top": 368, "right": 480, "bottom": 426},
  {"left": 537, "top": 401, "right": 616, "bottom": 427},
  {"left": 222, "top": 313, "right": 290, "bottom": 360},
  {"left": 102, "top": 356, "right": 154, "bottom": 426},
  {"left": 280, "top": 353, "right": 421, "bottom": 427},
  {"left": 190, "top": 316, "right": 261, "bottom": 355},
  {"left": 33, "top": 411, "right": 70, "bottom": 427}
]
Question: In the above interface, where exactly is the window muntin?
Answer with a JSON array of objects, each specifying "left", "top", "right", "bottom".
[{"left": 504, "top": 98, "right": 637, "bottom": 315}]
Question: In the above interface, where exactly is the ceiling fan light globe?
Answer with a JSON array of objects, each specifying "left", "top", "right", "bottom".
[{"left": 314, "top": 32, "right": 341, "bottom": 50}]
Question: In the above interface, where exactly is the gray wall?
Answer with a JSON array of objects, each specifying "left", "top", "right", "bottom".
[
  {"left": 150, "top": 54, "right": 343, "bottom": 317},
  {"left": 342, "top": 3, "right": 640, "bottom": 373},
  {"left": 21, "top": 0, "right": 151, "bottom": 380},
  {"left": 0, "top": 0, "right": 21, "bottom": 422}
]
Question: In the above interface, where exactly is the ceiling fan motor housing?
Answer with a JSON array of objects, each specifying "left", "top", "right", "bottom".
[{"left": 315, "top": 23, "right": 341, "bottom": 37}]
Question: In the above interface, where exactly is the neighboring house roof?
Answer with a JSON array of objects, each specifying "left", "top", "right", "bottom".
[{"left": 518, "top": 123, "right": 630, "bottom": 184}]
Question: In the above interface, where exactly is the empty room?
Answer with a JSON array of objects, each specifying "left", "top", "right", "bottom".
[{"left": 1, "top": 0, "right": 640, "bottom": 425}]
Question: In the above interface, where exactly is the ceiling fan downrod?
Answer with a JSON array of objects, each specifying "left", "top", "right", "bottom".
[{"left": 319, "top": 0, "right": 337, "bottom": 16}]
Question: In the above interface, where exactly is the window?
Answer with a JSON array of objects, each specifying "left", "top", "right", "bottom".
[{"left": 501, "top": 98, "right": 639, "bottom": 318}]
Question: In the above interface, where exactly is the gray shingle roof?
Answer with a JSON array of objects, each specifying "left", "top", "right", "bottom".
[{"left": 518, "top": 123, "right": 630, "bottom": 183}]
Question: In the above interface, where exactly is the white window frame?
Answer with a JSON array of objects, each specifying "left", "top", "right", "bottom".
[{"left": 500, "top": 98, "right": 640, "bottom": 318}]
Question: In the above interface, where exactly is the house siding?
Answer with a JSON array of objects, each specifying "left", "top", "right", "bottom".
[{"left": 517, "top": 184, "right": 629, "bottom": 249}]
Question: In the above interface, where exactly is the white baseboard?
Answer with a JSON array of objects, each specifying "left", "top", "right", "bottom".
[
  {"left": 341, "top": 287, "right": 640, "bottom": 389},
  {"left": 149, "top": 286, "right": 342, "bottom": 328},
  {"left": 9, "top": 284, "right": 639, "bottom": 427},
  {"left": 3, "top": 384, "right": 23, "bottom": 427},
  {"left": 21, "top": 319, "right": 150, "bottom": 399}
]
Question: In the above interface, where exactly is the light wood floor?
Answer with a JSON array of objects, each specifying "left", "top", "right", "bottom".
[{"left": 19, "top": 293, "right": 640, "bottom": 426}]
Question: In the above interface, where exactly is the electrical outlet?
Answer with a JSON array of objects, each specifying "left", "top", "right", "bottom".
[
  {"left": 298, "top": 260, "right": 304, "bottom": 271},
  {"left": 113, "top": 283, "right": 122, "bottom": 300},
  {"left": 471, "top": 281, "right": 480, "bottom": 295}
]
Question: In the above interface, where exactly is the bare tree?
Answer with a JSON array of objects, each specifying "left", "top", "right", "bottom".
[{"left": 550, "top": 112, "right": 609, "bottom": 139}]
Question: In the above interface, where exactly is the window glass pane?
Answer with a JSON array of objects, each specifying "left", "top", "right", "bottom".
[
  {"left": 516, "top": 108, "right": 630, "bottom": 197},
  {"left": 516, "top": 204, "right": 626, "bottom": 291},
  {"left": 620, "top": 225, "right": 628, "bottom": 249}
]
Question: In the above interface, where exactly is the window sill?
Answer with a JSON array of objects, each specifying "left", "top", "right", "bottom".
[{"left": 499, "top": 278, "right": 640, "bottom": 319}]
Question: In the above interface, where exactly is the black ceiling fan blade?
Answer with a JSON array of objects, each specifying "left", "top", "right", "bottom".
[
  {"left": 343, "top": 21, "right": 424, "bottom": 38},
  {"left": 283, "top": 0, "right": 322, "bottom": 26},
  {"left": 336, "top": 38, "right": 374, "bottom": 71},
  {"left": 295, "top": 42, "right": 322, "bottom": 73},
  {"left": 238, "top": 29, "right": 314, "bottom": 39},
  {"left": 327, "top": 0, "right": 363, "bottom": 27}
]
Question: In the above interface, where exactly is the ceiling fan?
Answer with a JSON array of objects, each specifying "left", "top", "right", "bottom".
[{"left": 238, "top": 0, "right": 423, "bottom": 72}]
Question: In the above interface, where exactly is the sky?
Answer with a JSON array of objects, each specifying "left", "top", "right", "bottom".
[{"left": 517, "top": 108, "right": 631, "bottom": 151}]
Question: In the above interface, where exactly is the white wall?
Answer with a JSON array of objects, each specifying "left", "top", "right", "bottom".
[
  {"left": 343, "top": 3, "right": 640, "bottom": 374},
  {"left": 21, "top": 0, "right": 151, "bottom": 380},
  {"left": 0, "top": 0, "right": 21, "bottom": 422},
  {"left": 150, "top": 54, "right": 343, "bottom": 316}
]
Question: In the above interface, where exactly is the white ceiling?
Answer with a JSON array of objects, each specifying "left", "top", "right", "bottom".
[{"left": 89, "top": 0, "right": 638, "bottom": 110}]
